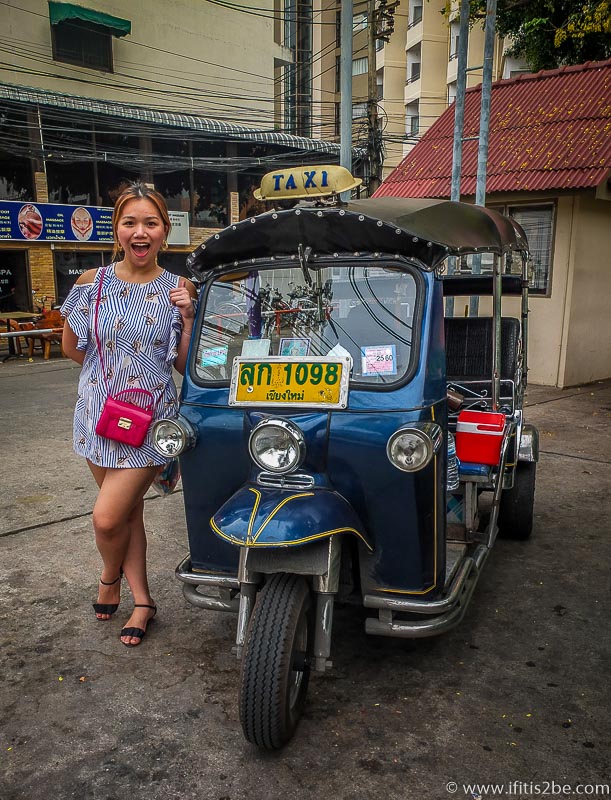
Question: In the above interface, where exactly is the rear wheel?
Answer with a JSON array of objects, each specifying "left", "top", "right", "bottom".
[
  {"left": 498, "top": 461, "right": 537, "bottom": 540},
  {"left": 239, "top": 573, "right": 312, "bottom": 749}
]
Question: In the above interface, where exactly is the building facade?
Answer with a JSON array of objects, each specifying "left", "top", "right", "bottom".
[{"left": 0, "top": 0, "right": 347, "bottom": 313}]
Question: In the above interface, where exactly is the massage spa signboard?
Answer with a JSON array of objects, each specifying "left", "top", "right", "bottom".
[{"left": 0, "top": 201, "right": 189, "bottom": 245}]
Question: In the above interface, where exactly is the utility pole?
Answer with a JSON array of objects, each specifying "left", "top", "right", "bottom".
[
  {"left": 340, "top": 0, "right": 354, "bottom": 202},
  {"left": 447, "top": 0, "right": 470, "bottom": 317},
  {"left": 367, "top": 0, "right": 380, "bottom": 195},
  {"left": 367, "top": 0, "right": 398, "bottom": 195}
]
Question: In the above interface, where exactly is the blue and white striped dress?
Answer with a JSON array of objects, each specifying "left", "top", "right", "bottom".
[{"left": 61, "top": 264, "right": 184, "bottom": 468}]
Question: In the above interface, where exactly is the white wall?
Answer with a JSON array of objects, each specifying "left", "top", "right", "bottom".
[{"left": 561, "top": 194, "right": 611, "bottom": 386}]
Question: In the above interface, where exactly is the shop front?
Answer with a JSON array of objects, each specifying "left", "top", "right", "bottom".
[{"left": 0, "top": 199, "right": 194, "bottom": 312}]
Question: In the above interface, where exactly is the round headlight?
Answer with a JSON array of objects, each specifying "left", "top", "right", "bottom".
[
  {"left": 248, "top": 418, "right": 306, "bottom": 474},
  {"left": 386, "top": 425, "right": 441, "bottom": 472},
  {"left": 152, "top": 417, "right": 197, "bottom": 457}
]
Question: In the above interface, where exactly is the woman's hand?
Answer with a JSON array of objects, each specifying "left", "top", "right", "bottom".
[
  {"left": 170, "top": 277, "right": 198, "bottom": 375},
  {"left": 169, "top": 279, "right": 196, "bottom": 324}
]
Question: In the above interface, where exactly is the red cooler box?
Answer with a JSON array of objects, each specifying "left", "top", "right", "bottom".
[{"left": 456, "top": 410, "right": 506, "bottom": 465}]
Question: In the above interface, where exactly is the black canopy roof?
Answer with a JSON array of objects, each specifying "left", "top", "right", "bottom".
[{"left": 187, "top": 197, "right": 529, "bottom": 277}]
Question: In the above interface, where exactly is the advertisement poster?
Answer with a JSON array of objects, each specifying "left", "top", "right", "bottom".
[{"left": 0, "top": 201, "right": 190, "bottom": 245}]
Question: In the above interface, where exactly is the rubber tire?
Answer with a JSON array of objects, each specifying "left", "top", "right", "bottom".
[
  {"left": 239, "top": 573, "right": 312, "bottom": 749},
  {"left": 498, "top": 461, "right": 537, "bottom": 540}
]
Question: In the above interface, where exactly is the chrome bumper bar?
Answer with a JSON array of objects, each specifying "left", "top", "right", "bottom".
[
  {"left": 363, "top": 544, "right": 489, "bottom": 638},
  {"left": 175, "top": 555, "right": 240, "bottom": 612}
]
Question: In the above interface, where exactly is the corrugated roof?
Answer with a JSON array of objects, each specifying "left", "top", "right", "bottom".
[
  {"left": 375, "top": 59, "right": 611, "bottom": 199},
  {"left": 0, "top": 82, "right": 348, "bottom": 157}
]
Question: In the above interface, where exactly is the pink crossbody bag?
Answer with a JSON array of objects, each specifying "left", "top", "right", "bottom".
[{"left": 93, "top": 267, "right": 155, "bottom": 447}]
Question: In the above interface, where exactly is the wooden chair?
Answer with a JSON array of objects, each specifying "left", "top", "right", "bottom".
[
  {"left": 8, "top": 319, "right": 27, "bottom": 356},
  {"left": 27, "top": 310, "right": 65, "bottom": 360}
]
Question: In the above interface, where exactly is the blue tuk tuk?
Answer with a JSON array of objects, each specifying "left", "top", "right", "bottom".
[{"left": 152, "top": 168, "right": 538, "bottom": 749}]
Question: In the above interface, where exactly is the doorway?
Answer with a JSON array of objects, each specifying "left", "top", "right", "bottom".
[{"left": 0, "top": 251, "right": 30, "bottom": 312}]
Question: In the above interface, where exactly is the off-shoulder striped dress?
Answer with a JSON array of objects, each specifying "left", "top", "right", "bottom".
[{"left": 60, "top": 264, "right": 183, "bottom": 468}]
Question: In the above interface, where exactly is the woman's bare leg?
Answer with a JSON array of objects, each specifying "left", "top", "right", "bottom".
[
  {"left": 87, "top": 461, "right": 158, "bottom": 624},
  {"left": 119, "top": 498, "right": 158, "bottom": 646}
]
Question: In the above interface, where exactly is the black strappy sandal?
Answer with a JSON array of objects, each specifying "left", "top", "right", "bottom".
[
  {"left": 120, "top": 604, "right": 157, "bottom": 646},
  {"left": 93, "top": 574, "right": 122, "bottom": 618}
]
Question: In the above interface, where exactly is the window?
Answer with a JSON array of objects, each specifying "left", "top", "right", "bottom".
[
  {"left": 463, "top": 203, "right": 555, "bottom": 295},
  {"left": 449, "top": 21, "right": 460, "bottom": 61},
  {"left": 354, "top": 12, "right": 368, "bottom": 31},
  {"left": 406, "top": 101, "right": 419, "bottom": 136},
  {"left": 409, "top": 1, "right": 423, "bottom": 27},
  {"left": 352, "top": 57, "right": 368, "bottom": 76},
  {"left": 352, "top": 102, "right": 367, "bottom": 120},
  {"left": 194, "top": 264, "right": 420, "bottom": 388},
  {"left": 508, "top": 204, "right": 554, "bottom": 294},
  {"left": 406, "top": 44, "right": 421, "bottom": 84},
  {"left": 0, "top": 108, "right": 34, "bottom": 201},
  {"left": 51, "top": 19, "right": 114, "bottom": 71}
]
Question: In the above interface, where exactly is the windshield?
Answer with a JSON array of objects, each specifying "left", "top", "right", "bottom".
[{"left": 193, "top": 263, "right": 420, "bottom": 387}]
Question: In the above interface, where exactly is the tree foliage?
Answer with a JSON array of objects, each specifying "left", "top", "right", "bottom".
[{"left": 465, "top": 0, "right": 611, "bottom": 72}]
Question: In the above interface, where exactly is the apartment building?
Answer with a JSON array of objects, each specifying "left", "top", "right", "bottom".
[{"left": 308, "top": 1, "right": 528, "bottom": 182}]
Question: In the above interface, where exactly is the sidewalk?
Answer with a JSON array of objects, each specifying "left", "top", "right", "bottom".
[{"left": 1, "top": 364, "right": 609, "bottom": 800}]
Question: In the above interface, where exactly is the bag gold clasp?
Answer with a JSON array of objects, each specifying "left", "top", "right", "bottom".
[{"left": 118, "top": 417, "right": 133, "bottom": 430}]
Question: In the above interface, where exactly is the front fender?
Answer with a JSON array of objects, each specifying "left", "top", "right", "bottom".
[{"left": 210, "top": 485, "right": 373, "bottom": 551}]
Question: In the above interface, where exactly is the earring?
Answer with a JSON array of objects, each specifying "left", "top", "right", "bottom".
[{"left": 162, "top": 239, "right": 168, "bottom": 251}]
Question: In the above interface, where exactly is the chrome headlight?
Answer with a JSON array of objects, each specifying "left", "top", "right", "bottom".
[
  {"left": 386, "top": 423, "right": 442, "bottom": 472},
  {"left": 248, "top": 418, "right": 306, "bottom": 474},
  {"left": 152, "top": 416, "right": 197, "bottom": 457}
]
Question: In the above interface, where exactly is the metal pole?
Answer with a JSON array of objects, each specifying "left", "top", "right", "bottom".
[
  {"left": 470, "top": 0, "right": 497, "bottom": 316},
  {"left": 450, "top": 0, "right": 470, "bottom": 205},
  {"left": 447, "top": 0, "right": 470, "bottom": 317},
  {"left": 521, "top": 253, "right": 529, "bottom": 388},
  {"left": 339, "top": 0, "right": 354, "bottom": 202},
  {"left": 492, "top": 253, "right": 501, "bottom": 410}
]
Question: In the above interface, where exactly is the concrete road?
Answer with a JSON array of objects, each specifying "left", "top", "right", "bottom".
[{"left": 1, "top": 354, "right": 610, "bottom": 800}]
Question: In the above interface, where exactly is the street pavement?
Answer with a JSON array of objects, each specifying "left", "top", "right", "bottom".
[{"left": 1, "top": 352, "right": 610, "bottom": 800}]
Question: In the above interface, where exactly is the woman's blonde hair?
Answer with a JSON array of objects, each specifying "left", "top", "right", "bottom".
[{"left": 111, "top": 183, "right": 172, "bottom": 261}]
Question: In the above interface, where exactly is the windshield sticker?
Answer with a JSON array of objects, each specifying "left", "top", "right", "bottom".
[
  {"left": 361, "top": 345, "right": 397, "bottom": 376},
  {"left": 200, "top": 345, "right": 229, "bottom": 367},
  {"left": 241, "top": 338, "right": 271, "bottom": 357},
  {"left": 279, "top": 337, "right": 311, "bottom": 357}
]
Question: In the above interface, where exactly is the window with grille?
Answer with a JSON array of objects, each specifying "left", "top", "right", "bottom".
[{"left": 508, "top": 204, "right": 554, "bottom": 294}]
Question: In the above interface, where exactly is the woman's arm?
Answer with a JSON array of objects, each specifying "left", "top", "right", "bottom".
[
  {"left": 62, "top": 323, "right": 85, "bottom": 365},
  {"left": 62, "top": 269, "right": 97, "bottom": 366},
  {"left": 170, "top": 278, "right": 198, "bottom": 376}
]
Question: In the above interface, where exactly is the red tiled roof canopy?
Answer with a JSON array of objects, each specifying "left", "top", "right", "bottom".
[{"left": 375, "top": 59, "right": 611, "bottom": 199}]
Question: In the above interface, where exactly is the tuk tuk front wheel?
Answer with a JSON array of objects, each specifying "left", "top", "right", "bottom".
[
  {"left": 239, "top": 572, "right": 312, "bottom": 749},
  {"left": 498, "top": 461, "right": 537, "bottom": 540}
]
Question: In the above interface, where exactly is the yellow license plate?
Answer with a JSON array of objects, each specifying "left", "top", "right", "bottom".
[{"left": 229, "top": 357, "right": 349, "bottom": 408}]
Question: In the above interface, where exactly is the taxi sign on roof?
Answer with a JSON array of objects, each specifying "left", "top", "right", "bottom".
[{"left": 253, "top": 165, "right": 362, "bottom": 201}]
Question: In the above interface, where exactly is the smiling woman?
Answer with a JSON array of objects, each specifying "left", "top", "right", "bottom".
[{"left": 60, "top": 181, "right": 197, "bottom": 650}]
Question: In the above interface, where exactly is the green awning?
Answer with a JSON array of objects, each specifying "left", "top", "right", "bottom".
[{"left": 48, "top": 2, "right": 131, "bottom": 37}]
